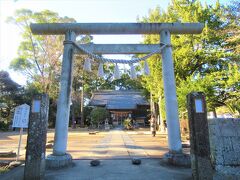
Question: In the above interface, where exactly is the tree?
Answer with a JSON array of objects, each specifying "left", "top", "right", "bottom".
[
  {"left": 0, "top": 71, "right": 24, "bottom": 127},
  {"left": 0, "top": 71, "right": 21, "bottom": 96},
  {"left": 7, "top": 9, "right": 94, "bottom": 126},
  {"left": 138, "top": 0, "right": 240, "bottom": 118},
  {"left": 7, "top": 9, "right": 76, "bottom": 99},
  {"left": 222, "top": 1, "right": 240, "bottom": 61}
]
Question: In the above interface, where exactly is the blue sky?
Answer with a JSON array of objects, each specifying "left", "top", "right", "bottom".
[{"left": 0, "top": 0, "right": 229, "bottom": 85}]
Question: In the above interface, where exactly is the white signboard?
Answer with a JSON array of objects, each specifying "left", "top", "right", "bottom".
[
  {"left": 12, "top": 104, "right": 30, "bottom": 128},
  {"left": 195, "top": 99, "right": 203, "bottom": 113}
]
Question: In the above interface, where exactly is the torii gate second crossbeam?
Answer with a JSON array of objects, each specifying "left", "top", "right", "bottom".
[{"left": 30, "top": 22, "right": 204, "bottom": 168}]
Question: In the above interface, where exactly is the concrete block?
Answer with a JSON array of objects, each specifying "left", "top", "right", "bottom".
[
  {"left": 208, "top": 118, "right": 240, "bottom": 178},
  {"left": 208, "top": 124, "right": 221, "bottom": 137},
  {"left": 218, "top": 119, "right": 240, "bottom": 137},
  {"left": 232, "top": 137, "right": 240, "bottom": 153},
  {"left": 214, "top": 165, "right": 240, "bottom": 180},
  {"left": 219, "top": 125, "right": 238, "bottom": 137}
]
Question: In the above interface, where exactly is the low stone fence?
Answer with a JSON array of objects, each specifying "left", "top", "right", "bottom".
[{"left": 208, "top": 118, "right": 240, "bottom": 179}]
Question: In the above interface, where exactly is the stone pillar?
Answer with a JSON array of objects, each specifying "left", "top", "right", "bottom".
[
  {"left": 24, "top": 94, "right": 49, "bottom": 180},
  {"left": 187, "top": 92, "right": 213, "bottom": 180},
  {"left": 160, "top": 30, "right": 182, "bottom": 153},
  {"left": 46, "top": 30, "right": 76, "bottom": 169}
]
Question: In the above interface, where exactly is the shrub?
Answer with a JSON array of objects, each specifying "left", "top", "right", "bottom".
[
  {"left": 0, "top": 121, "right": 9, "bottom": 131},
  {"left": 123, "top": 118, "right": 132, "bottom": 130},
  {"left": 90, "top": 107, "right": 109, "bottom": 128}
]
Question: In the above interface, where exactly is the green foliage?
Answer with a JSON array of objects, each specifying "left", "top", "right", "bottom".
[
  {"left": 7, "top": 9, "right": 145, "bottom": 128},
  {"left": 139, "top": 0, "right": 240, "bottom": 117},
  {"left": 0, "top": 121, "right": 10, "bottom": 131},
  {"left": 0, "top": 71, "right": 21, "bottom": 95},
  {"left": 111, "top": 73, "right": 143, "bottom": 90},
  {"left": 6, "top": 2, "right": 239, "bottom": 128},
  {"left": 7, "top": 9, "right": 77, "bottom": 99},
  {"left": 83, "top": 106, "right": 93, "bottom": 126},
  {"left": 0, "top": 165, "right": 9, "bottom": 174},
  {"left": 0, "top": 71, "right": 26, "bottom": 126},
  {"left": 89, "top": 107, "right": 109, "bottom": 127},
  {"left": 7, "top": 9, "right": 94, "bottom": 127}
]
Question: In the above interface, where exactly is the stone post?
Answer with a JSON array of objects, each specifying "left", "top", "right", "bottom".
[
  {"left": 160, "top": 30, "right": 182, "bottom": 153},
  {"left": 24, "top": 94, "right": 49, "bottom": 180},
  {"left": 187, "top": 92, "right": 213, "bottom": 180},
  {"left": 46, "top": 30, "right": 76, "bottom": 169}
]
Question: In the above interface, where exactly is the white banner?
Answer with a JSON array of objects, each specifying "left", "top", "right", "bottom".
[{"left": 12, "top": 104, "right": 30, "bottom": 128}]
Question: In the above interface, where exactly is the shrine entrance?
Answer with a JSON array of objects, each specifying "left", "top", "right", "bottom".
[
  {"left": 30, "top": 22, "right": 204, "bottom": 168},
  {"left": 110, "top": 111, "right": 131, "bottom": 125}
]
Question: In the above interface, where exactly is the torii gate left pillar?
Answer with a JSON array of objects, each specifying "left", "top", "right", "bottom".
[
  {"left": 30, "top": 23, "right": 204, "bottom": 168},
  {"left": 45, "top": 31, "right": 76, "bottom": 168}
]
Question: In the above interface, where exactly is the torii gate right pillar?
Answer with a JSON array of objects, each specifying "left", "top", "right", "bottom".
[
  {"left": 160, "top": 30, "right": 182, "bottom": 153},
  {"left": 160, "top": 30, "right": 190, "bottom": 166}
]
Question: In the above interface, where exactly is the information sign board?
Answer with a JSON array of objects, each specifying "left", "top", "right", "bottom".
[{"left": 12, "top": 104, "right": 30, "bottom": 128}]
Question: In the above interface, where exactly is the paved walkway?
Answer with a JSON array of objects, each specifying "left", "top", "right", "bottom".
[
  {"left": 45, "top": 159, "right": 192, "bottom": 180},
  {"left": 0, "top": 128, "right": 191, "bottom": 180},
  {"left": 90, "top": 129, "right": 148, "bottom": 159},
  {"left": 0, "top": 128, "right": 176, "bottom": 160}
]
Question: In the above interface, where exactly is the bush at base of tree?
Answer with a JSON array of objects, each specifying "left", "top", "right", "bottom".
[{"left": 89, "top": 107, "right": 109, "bottom": 128}]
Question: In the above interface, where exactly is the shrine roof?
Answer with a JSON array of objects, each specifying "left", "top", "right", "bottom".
[{"left": 89, "top": 90, "right": 149, "bottom": 110}]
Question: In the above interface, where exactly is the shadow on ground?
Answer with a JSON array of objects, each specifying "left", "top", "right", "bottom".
[{"left": 0, "top": 159, "right": 192, "bottom": 180}]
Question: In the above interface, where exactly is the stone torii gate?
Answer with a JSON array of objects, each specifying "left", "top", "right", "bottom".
[{"left": 30, "top": 22, "right": 204, "bottom": 168}]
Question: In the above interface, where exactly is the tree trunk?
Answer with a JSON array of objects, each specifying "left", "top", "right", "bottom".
[
  {"left": 150, "top": 92, "right": 153, "bottom": 115},
  {"left": 71, "top": 102, "right": 76, "bottom": 129},
  {"left": 154, "top": 102, "right": 159, "bottom": 130},
  {"left": 150, "top": 93, "right": 157, "bottom": 115},
  {"left": 212, "top": 108, "right": 217, "bottom": 118},
  {"left": 80, "top": 85, "right": 84, "bottom": 127},
  {"left": 158, "top": 95, "right": 165, "bottom": 133}
]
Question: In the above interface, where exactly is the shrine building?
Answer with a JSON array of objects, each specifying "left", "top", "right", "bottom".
[{"left": 89, "top": 90, "right": 150, "bottom": 126}]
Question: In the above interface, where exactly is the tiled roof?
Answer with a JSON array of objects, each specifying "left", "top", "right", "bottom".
[{"left": 89, "top": 90, "right": 149, "bottom": 110}]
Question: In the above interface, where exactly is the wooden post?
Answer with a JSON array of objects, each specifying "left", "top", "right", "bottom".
[
  {"left": 24, "top": 94, "right": 49, "bottom": 180},
  {"left": 187, "top": 92, "right": 213, "bottom": 180},
  {"left": 16, "top": 128, "right": 23, "bottom": 162}
]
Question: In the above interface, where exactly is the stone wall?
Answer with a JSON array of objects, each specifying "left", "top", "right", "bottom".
[{"left": 208, "top": 118, "right": 240, "bottom": 179}]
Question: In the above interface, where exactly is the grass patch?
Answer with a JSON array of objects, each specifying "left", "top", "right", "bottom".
[{"left": 0, "top": 166, "right": 10, "bottom": 174}]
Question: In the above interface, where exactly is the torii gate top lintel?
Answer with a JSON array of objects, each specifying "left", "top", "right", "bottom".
[{"left": 30, "top": 22, "right": 204, "bottom": 35}]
